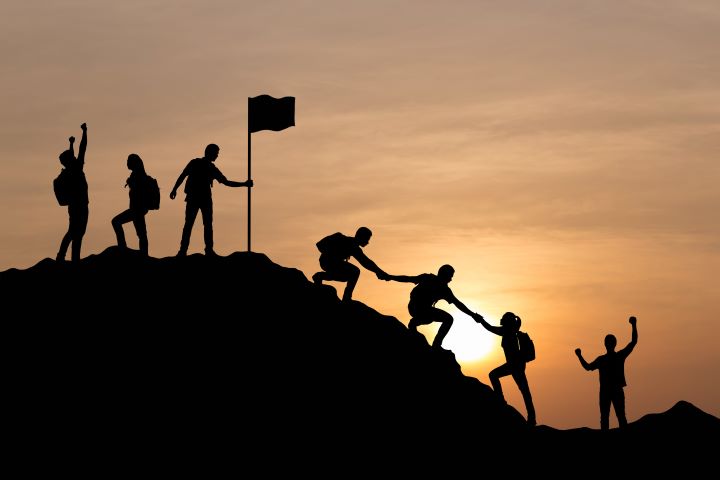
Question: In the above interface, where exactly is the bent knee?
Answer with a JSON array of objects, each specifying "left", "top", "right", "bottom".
[{"left": 438, "top": 310, "right": 454, "bottom": 324}]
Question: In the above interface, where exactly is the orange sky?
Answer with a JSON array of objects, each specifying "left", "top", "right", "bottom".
[{"left": 1, "top": 1, "right": 718, "bottom": 428}]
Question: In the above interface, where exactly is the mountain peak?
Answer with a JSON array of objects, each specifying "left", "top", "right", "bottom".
[
  {"left": 3, "top": 248, "right": 717, "bottom": 469},
  {"left": 2, "top": 248, "right": 526, "bottom": 454}
]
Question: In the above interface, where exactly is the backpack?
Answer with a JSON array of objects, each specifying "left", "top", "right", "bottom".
[
  {"left": 517, "top": 331, "right": 535, "bottom": 363},
  {"left": 53, "top": 168, "right": 72, "bottom": 206},
  {"left": 140, "top": 175, "right": 161, "bottom": 210},
  {"left": 316, "top": 232, "right": 349, "bottom": 257}
]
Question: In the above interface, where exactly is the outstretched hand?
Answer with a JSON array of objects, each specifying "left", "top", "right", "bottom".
[
  {"left": 471, "top": 312, "right": 484, "bottom": 322},
  {"left": 170, "top": 190, "right": 177, "bottom": 200},
  {"left": 376, "top": 271, "right": 390, "bottom": 281},
  {"left": 629, "top": 316, "right": 637, "bottom": 325}
]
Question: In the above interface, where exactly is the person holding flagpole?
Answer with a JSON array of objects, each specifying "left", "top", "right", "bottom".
[{"left": 170, "top": 143, "right": 252, "bottom": 257}]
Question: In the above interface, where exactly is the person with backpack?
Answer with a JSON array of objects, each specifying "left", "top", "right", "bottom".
[
  {"left": 169, "top": 143, "right": 253, "bottom": 256},
  {"left": 56, "top": 123, "right": 89, "bottom": 263},
  {"left": 385, "top": 264, "right": 476, "bottom": 351},
  {"left": 312, "top": 227, "right": 389, "bottom": 302},
  {"left": 111, "top": 154, "right": 154, "bottom": 256},
  {"left": 575, "top": 316, "right": 638, "bottom": 430},
  {"left": 473, "top": 311, "right": 537, "bottom": 426}
]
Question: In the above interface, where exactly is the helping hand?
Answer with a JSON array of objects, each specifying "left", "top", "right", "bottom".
[{"left": 170, "top": 190, "right": 177, "bottom": 200}]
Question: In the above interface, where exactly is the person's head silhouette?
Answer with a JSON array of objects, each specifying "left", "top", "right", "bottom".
[
  {"left": 205, "top": 144, "right": 220, "bottom": 161},
  {"left": 604, "top": 334, "right": 617, "bottom": 352},
  {"left": 500, "top": 312, "right": 521, "bottom": 331},
  {"left": 59, "top": 149, "right": 74, "bottom": 167},
  {"left": 438, "top": 264, "right": 455, "bottom": 283},
  {"left": 355, "top": 227, "right": 372, "bottom": 246},
  {"left": 127, "top": 153, "right": 145, "bottom": 173}
]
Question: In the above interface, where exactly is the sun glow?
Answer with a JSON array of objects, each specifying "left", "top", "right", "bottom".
[{"left": 441, "top": 313, "right": 496, "bottom": 362}]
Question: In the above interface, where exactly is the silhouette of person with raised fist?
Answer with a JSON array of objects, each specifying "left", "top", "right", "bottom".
[
  {"left": 170, "top": 144, "right": 253, "bottom": 256},
  {"left": 111, "top": 154, "right": 151, "bottom": 255},
  {"left": 386, "top": 265, "right": 475, "bottom": 350},
  {"left": 474, "top": 311, "right": 537, "bottom": 426},
  {"left": 312, "top": 227, "right": 389, "bottom": 302},
  {"left": 575, "top": 316, "right": 638, "bottom": 430},
  {"left": 56, "top": 123, "right": 89, "bottom": 263}
]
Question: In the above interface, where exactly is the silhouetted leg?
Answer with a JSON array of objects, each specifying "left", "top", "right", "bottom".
[
  {"left": 408, "top": 317, "right": 420, "bottom": 331},
  {"left": 112, "top": 209, "right": 134, "bottom": 249},
  {"left": 133, "top": 211, "right": 148, "bottom": 255},
  {"left": 200, "top": 203, "right": 214, "bottom": 254},
  {"left": 70, "top": 204, "right": 88, "bottom": 263},
  {"left": 512, "top": 366, "right": 536, "bottom": 425},
  {"left": 613, "top": 388, "right": 627, "bottom": 428},
  {"left": 313, "top": 254, "right": 333, "bottom": 284},
  {"left": 489, "top": 363, "right": 513, "bottom": 402},
  {"left": 408, "top": 306, "right": 430, "bottom": 331},
  {"left": 57, "top": 227, "right": 72, "bottom": 261},
  {"left": 179, "top": 202, "right": 200, "bottom": 255},
  {"left": 341, "top": 264, "right": 360, "bottom": 301},
  {"left": 431, "top": 309, "right": 454, "bottom": 349},
  {"left": 599, "top": 389, "right": 611, "bottom": 430}
]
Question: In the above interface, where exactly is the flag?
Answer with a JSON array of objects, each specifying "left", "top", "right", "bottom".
[{"left": 248, "top": 95, "right": 295, "bottom": 133}]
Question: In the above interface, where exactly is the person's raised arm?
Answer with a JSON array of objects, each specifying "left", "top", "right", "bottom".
[
  {"left": 68, "top": 136, "right": 75, "bottom": 158},
  {"left": 575, "top": 348, "right": 597, "bottom": 371},
  {"left": 622, "top": 316, "right": 638, "bottom": 355},
  {"left": 77, "top": 123, "right": 87, "bottom": 166}
]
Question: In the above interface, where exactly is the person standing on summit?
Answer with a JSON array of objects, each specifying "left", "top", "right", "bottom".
[
  {"left": 575, "top": 316, "right": 639, "bottom": 430},
  {"left": 312, "top": 227, "right": 389, "bottom": 301},
  {"left": 56, "top": 122, "right": 89, "bottom": 263},
  {"left": 170, "top": 143, "right": 253, "bottom": 256}
]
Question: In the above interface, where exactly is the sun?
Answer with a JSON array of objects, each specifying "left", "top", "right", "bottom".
[{"left": 441, "top": 313, "right": 496, "bottom": 362}]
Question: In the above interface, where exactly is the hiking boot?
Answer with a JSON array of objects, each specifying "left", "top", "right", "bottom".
[
  {"left": 176, "top": 249, "right": 187, "bottom": 257},
  {"left": 205, "top": 249, "right": 218, "bottom": 257}
]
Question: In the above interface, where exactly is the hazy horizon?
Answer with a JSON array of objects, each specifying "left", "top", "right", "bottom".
[{"left": 1, "top": 0, "right": 718, "bottom": 429}]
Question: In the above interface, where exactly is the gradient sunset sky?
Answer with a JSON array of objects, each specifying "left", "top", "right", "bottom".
[{"left": 1, "top": 1, "right": 718, "bottom": 429}]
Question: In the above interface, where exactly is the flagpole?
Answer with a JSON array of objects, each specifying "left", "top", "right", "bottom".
[{"left": 247, "top": 97, "right": 252, "bottom": 253}]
